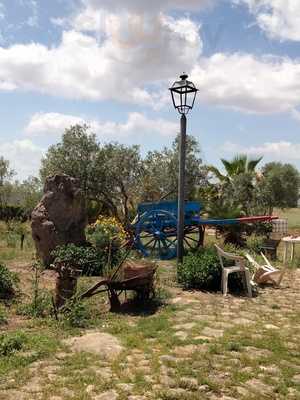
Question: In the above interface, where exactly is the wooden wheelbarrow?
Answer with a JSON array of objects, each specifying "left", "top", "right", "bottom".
[{"left": 80, "top": 260, "right": 158, "bottom": 311}]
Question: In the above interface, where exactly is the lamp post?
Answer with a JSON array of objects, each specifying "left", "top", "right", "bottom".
[{"left": 169, "top": 73, "right": 198, "bottom": 264}]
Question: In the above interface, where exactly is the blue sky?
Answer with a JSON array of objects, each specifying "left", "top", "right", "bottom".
[{"left": 0, "top": 0, "right": 300, "bottom": 180}]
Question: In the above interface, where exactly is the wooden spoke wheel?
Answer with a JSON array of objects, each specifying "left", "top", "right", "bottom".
[
  {"left": 183, "top": 225, "right": 205, "bottom": 251},
  {"left": 135, "top": 210, "right": 178, "bottom": 260}
]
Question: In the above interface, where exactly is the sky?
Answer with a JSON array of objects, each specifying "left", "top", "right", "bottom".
[{"left": 0, "top": 0, "right": 300, "bottom": 180}]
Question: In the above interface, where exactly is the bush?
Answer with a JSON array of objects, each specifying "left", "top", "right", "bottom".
[
  {"left": 51, "top": 244, "right": 104, "bottom": 276},
  {"left": 246, "top": 235, "right": 265, "bottom": 254},
  {"left": 178, "top": 244, "right": 246, "bottom": 292},
  {"left": 17, "top": 291, "right": 52, "bottom": 318},
  {"left": 178, "top": 246, "right": 221, "bottom": 290},
  {"left": 0, "top": 332, "right": 27, "bottom": 356},
  {"left": 86, "top": 216, "right": 126, "bottom": 275},
  {"left": 0, "top": 262, "right": 19, "bottom": 299},
  {"left": 62, "top": 297, "right": 90, "bottom": 328},
  {"left": 0, "top": 306, "right": 7, "bottom": 325}
]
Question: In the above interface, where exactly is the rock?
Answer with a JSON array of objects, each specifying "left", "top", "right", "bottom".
[
  {"left": 64, "top": 331, "right": 124, "bottom": 360},
  {"left": 292, "top": 374, "right": 300, "bottom": 384},
  {"left": 94, "top": 390, "right": 118, "bottom": 400},
  {"left": 174, "top": 322, "right": 196, "bottom": 331},
  {"left": 86, "top": 384, "right": 95, "bottom": 394},
  {"left": 245, "top": 379, "right": 274, "bottom": 395},
  {"left": 31, "top": 174, "right": 87, "bottom": 266},
  {"left": 174, "top": 331, "right": 188, "bottom": 340},
  {"left": 201, "top": 327, "right": 224, "bottom": 338},
  {"left": 116, "top": 383, "right": 134, "bottom": 393},
  {"left": 160, "top": 375, "right": 176, "bottom": 387}
]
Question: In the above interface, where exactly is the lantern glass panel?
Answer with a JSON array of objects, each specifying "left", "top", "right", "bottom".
[{"left": 169, "top": 74, "right": 198, "bottom": 115}]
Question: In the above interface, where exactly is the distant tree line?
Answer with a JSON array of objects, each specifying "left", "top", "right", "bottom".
[{"left": 1, "top": 125, "right": 299, "bottom": 224}]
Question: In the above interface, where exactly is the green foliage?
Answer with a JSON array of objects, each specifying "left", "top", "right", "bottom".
[
  {"left": 17, "top": 260, "right": 52, "bottom": 318},
  {"left": 262, "top": 162, "right": 300, "bottom": 211},
  {"left": 51, "top": 243, "right": 104, "bottom": 276},
  {"left": 0, "top": 262, "right": 19, "bottom": 299},
  {"left": 209, "top": 154, "right": 262, "bottom": 183},
  {"left": 40, "top": 125, "right": 207, "bottom": 223},
  {"left": 142, "top": 135, "right": 206, "bottom": 202},
  {"left": 0, "top": 205, "right": 26, "bottom": 221},
  {"left": 178, "top": 245, "right": 248, "bottom": 291},
  {"left": 62, "top": 297, "right": 90, "bottom": 328},
  {"left": 0, "top": 306, "right": 7, "bottom": 325},
  {"left": 178, "top": 246, "right": 221, "bottom": 290},
  {"left": 246, "top": 235, "right": 265, "bottom": 254},
  {"left": 0, "top": 332, "right": 27, "bottom": 356}
]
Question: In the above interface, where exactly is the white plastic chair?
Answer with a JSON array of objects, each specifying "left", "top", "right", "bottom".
[
  {"left": 245, "top": 252, "right": 285, "bottom": 287},
  {"left": 214, "top": 244, "right": 252, "bottom": 297}
]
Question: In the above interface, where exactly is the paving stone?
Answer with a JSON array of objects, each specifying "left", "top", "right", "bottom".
[
  {"left": 292, "top": 374, "right": 300, "bottom": 385},
  {"left": 159, "top": 355, "right": 177, "bottom": 363},
  {"left": 160, "top": 375, "right": 176, "bottom": 387},
  {"left": 116, "top": 383, "right": 134, "bottom": 393},
  {"left": 264, "top": 324, "right": 280, "bottom": 330},
  {"left": 173, "top": 322, "right": 196, "bottom": 330},
  {"left": 245, "top": 378, "right": 274, "bottom": 395},
  {"left": 94, "top": 390, "right": 118, "bottom": 400},
  {"left": 201, "top": 327, "right": 224, "bottom": 338},
  {"left": 174, "top": 331, "right": 188, "bottom": 340},
  {"left": 64, "top": 331, "right": 124, "bottom": 360}
]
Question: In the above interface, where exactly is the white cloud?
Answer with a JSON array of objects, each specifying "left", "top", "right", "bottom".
[
  {"left": 222, "top": 140, "right": 300, "bottom": 161},
  {"left": 2, "top": 0, "right": 300, "bottom": 117},
  {"left": 25, "top": 112, "right": 178, "bottom": 139},
  {"left": 0, "top": 139, "right": 44, "bottom": 180},
  {"left": 25, "top": 112, "right": 85, "bottom": 136},
  {"left": 81, "top": 0, "right": 215, "bottom": 13},
  {"left": 235, "top": 0, "right": 300, "bottom": 41},
  {"left": 0, "top": 5, "right": 202, "bottom": 106},
  {"left": 192, "top": 52, "right": 300, "bottom": 114}
]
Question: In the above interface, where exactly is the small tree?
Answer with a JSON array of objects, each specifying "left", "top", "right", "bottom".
[{"left": 262, "top": 162, "right": 300, "bottom": 213}]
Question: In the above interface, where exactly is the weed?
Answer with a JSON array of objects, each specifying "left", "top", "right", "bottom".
[
  {"left": 0, "top": 262, "right": 19, "bottom": 299},
  {"left": 0, "top": 331, "right": 27, "bottom": 356},
  {"left": 62, "top": 297, "right": 91, "bottom": 328}
]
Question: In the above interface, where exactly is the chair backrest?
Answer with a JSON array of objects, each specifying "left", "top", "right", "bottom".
[{"left": 214, "top": 244, "right": 243, "bottom": 269}]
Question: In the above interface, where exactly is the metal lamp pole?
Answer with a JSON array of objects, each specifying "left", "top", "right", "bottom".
[
  {"left": 177, "top": 113, "right": 187, "bottom": 263},
  {"left": 169, "top": 73, "right": 198, "bottom": 265}
]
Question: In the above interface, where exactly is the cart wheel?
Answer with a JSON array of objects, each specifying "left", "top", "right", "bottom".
[
  {"left": 135, "top": 210, "right": 178, "bottom": 260},
  {"left": 183, "top": 225, "right": 205, "bottom": 251}
]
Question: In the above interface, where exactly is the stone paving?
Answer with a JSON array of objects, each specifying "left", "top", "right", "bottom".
[{"left": 1, "top": 269, "right": 300, "bottom": 400}]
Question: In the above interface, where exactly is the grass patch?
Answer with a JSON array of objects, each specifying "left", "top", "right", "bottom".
[{"left": 0, "top": 329, "right": 62, "bottom": 380}]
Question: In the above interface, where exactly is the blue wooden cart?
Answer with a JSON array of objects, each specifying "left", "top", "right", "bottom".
[{"left": 130, "top": 200, "right": 276, "bottom": 260}]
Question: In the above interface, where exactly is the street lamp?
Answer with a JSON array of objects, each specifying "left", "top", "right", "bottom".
[{"left": 169, "top": 73, "right": 198, "bottom": 263}]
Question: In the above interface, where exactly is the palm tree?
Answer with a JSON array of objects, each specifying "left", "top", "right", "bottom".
[{"left": 209, "top": 154, "right": 263, "bottom": 182}]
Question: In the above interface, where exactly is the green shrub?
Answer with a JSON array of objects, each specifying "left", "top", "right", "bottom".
[
  {"left": 0, "top": 332, "right": 27, "bottom": 356},
  {"left": 62, "top": 297, "right": 90, "bottom": 328},
  {"left": 17, "top": 291, "right": 52, "bottom": 318},
  {"left": 178, "top": 244, "right": 246, "bottom": 292},
  {"left": 0, "top": 306, "right": 7, "bottom": 325},
  {"left": 86, "top": 216, "right": 125, "bottom": 275},
  {"left": 246, "top": 235, "right": 265, "bottom": 254},
  {"left": 0, "top": 262, "right": 19, "bottom": 299},
  {"left": 178, "top": 246, "right": 221, "bottom": 290},
  {"left": 51, "top": 244, "right": 105, "bottom": 276}
]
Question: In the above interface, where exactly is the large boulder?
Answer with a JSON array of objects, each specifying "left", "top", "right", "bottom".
[{"left": 31, "top": 174, "right": 87, "bottom": 266}]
